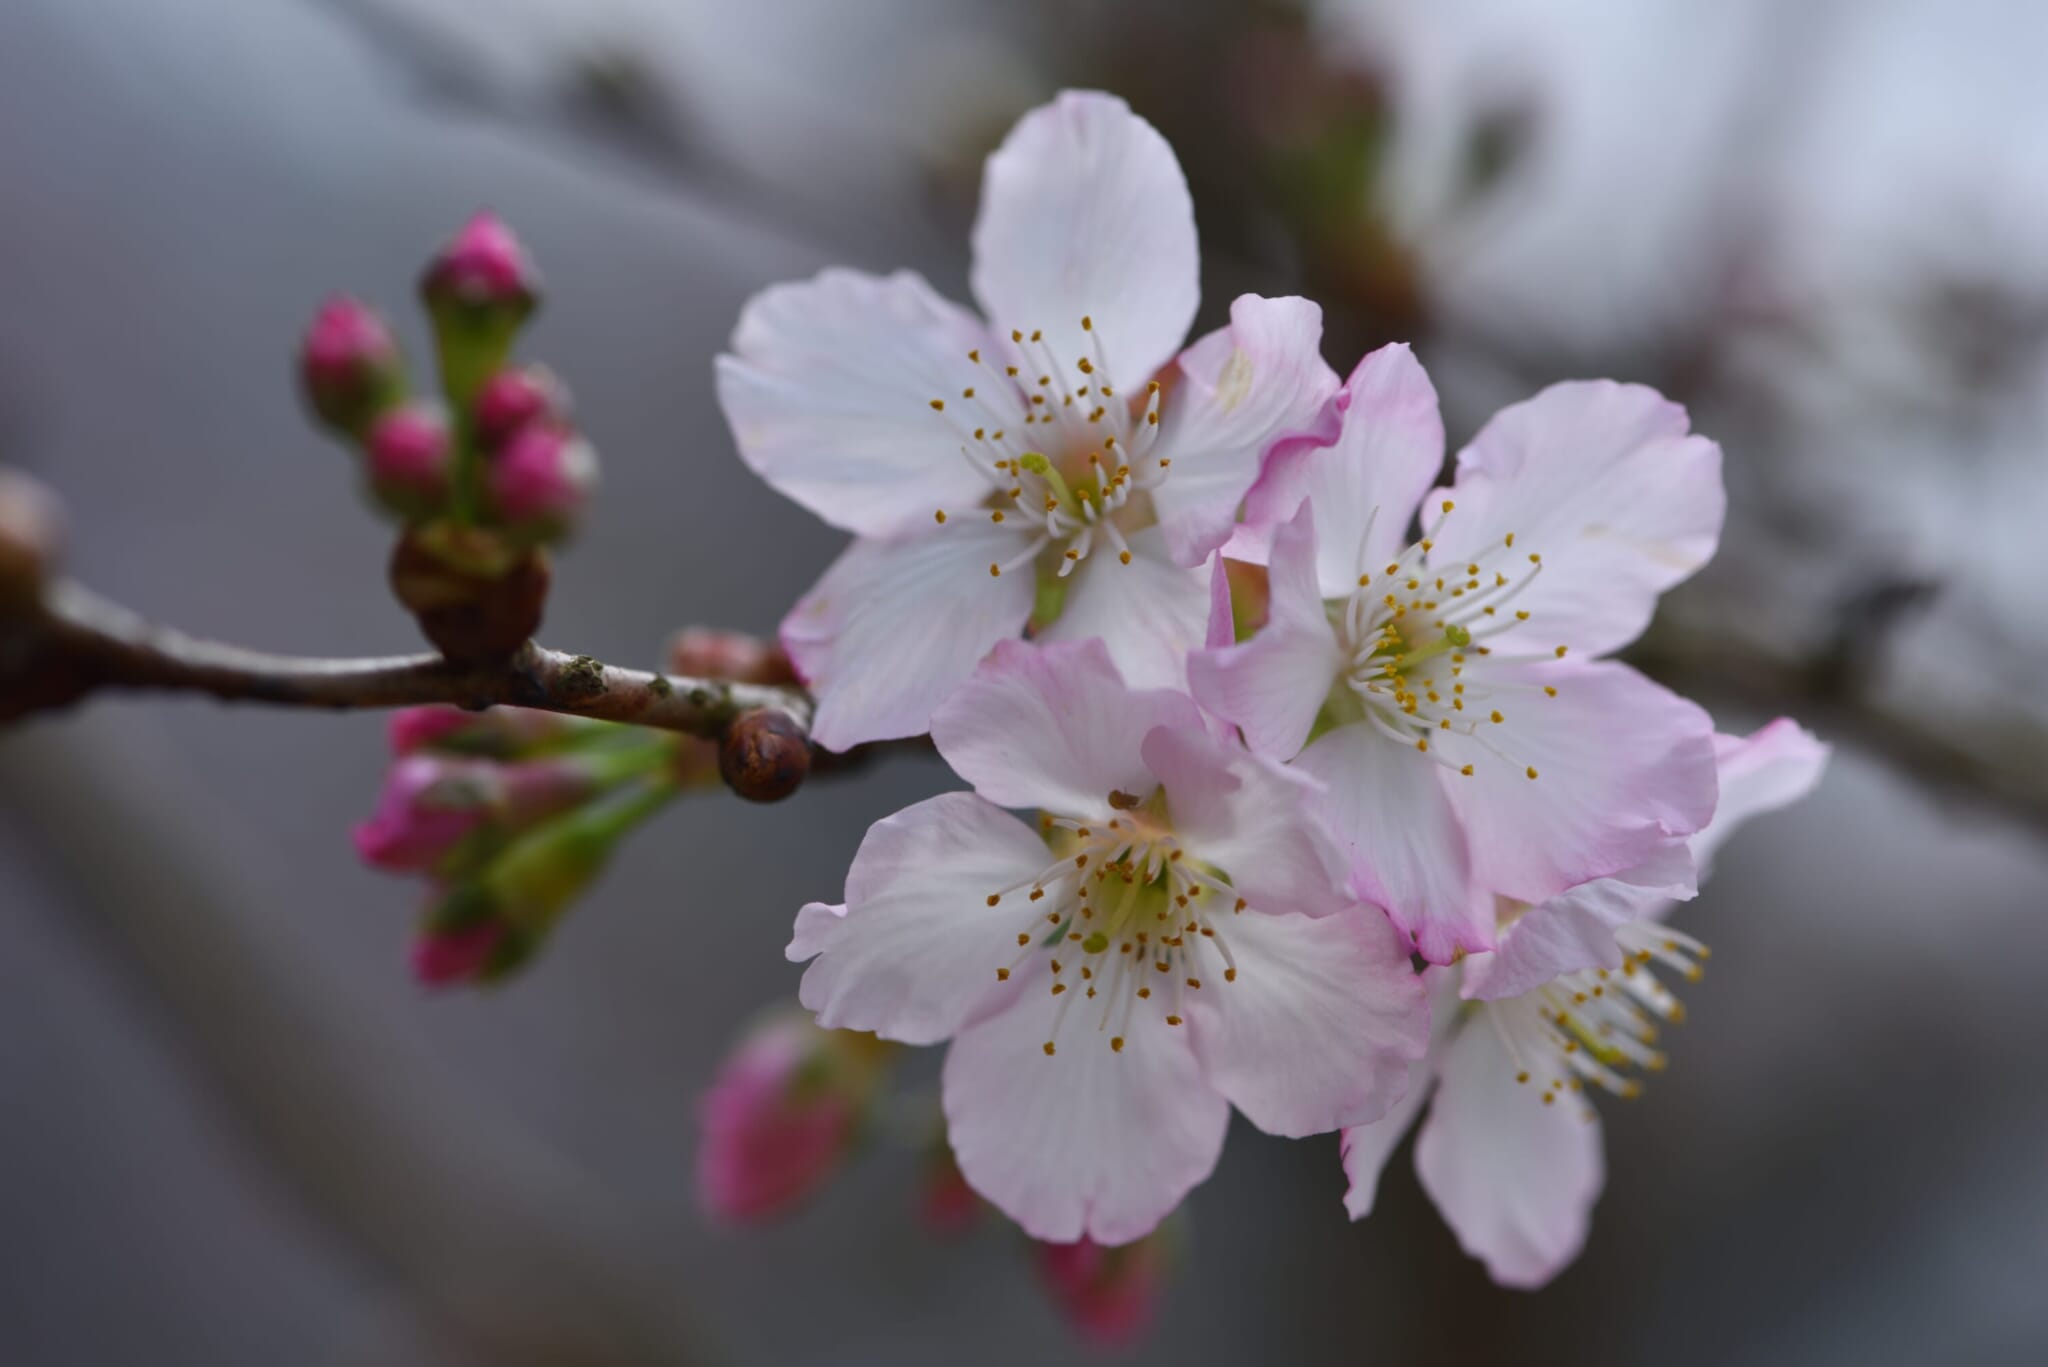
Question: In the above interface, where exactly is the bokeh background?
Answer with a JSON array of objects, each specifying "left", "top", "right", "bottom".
[{"left": 4, "top": 0, "right": 2047, "bottom": 1363}]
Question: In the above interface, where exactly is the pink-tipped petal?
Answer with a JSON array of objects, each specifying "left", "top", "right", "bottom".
[
  {"left": 932, "top": 637, "right": 1202, "bottom": 817},
  {"left": 1147, "top": 295, "right": 1342, "bottom": 567},
  {"left": 1243, "top": 343, "right": 1445, "bottom": 598},
  {"left": 1187, "top": 502, "right": 1343, "bottom": 760},
  {"left": 1414, "top": 1009, "right": 1605, "bottom": 1289},
  {"left": 1429, "top": 381, "right": 1724, "bottom": 657},
  {"left": 1460, "top": 840, "right": 1697, "bottom": 1002},
  {"left": 718, "top": 268, "right": 1000, "bottom": 539},
  {"left": 782, "top": 522, "right": 1035, "bottom": 751},
  {"left": 1694, "top": 719, "right": 1829, "bottom": 873},
  {"left": 1439, "top": 659, "right": 1717, "bottom": 907},
  {"left": 798, "top": 795, "right": 1049, "bottom": 1045},
  {"left": 942, "top": 974, "right": 1228, "bottom": 1245},
  {"left": 1293, "top": 723, "right": 1493, "bottom": 962},
  {"left": 1185, "top": 907, "right": 1427, "bottom": 1137},
  {"left": 970, "top": 91, "right": 1197, "bottom": 390}
]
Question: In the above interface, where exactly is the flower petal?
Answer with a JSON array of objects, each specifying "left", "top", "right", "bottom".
[
  {"left": 1148, "top": 295, "right": 1343, "bottom": 567},
  {"left": 1293, "top": 722, "right": 1494, "bottom": 962},
  {"left": 787, "top": 901, "right": 848, "bottom": 963},
  {"left": 1187, "top": 502, "right": 1344, "bottom": 760},
  {"left": 1428, "top": 380, "right": 1724, "bottom": 656},
  {"left": 1459, "top": 840, "right": 1697, "bottom": 1002},
  {"left": 1695, "top": 719, "right": 1829, "bottom": 873},
  {"left": 798, "top": 794, "right": 1050, "bottom": 1045},
  {"left": 782, "top": 523, "right": 1036, "bottom": 751},
  {"left": 1341, "top": 963, "right": 1460, "bottom": 1219},
  {"left": 1185, "top": 907, "right": 1427, "bottom": 1137},
  {"left": 932, "top": 637, "right": 1204, "bottom": 817},
  {"left": 942, "top": 974, "right": 1229, "bottom": 1245},
  {"left": 1038, "top": 527, "right": 1214, "bottom": 691},
  {"left": 1414, "top": 1009, "right": 1606, "bottom": 1289},
  {"left": 1242, "top": 343, "right": 1445, "bottom": 599},
  {"left": 970, "top": 91, "right": 1197, "bottom": 387},
  {"left": 1138, "top": 723, "right": 1351, "bottom": 918},
  {"left": 717, "top": 268, "right": 1002, "bottom": 538},
  {"left": 1438, "top": 659, "right": 1717, "bottom": 906}
]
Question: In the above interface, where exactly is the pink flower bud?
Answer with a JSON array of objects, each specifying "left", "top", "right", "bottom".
[
  {"left": 474, "top": 366, "right": 571, "bottom": 451},
  {"left": 486, "top": 423, "right": 597, "bottom": 538},
  {"left": 918, "top": 1149, "right": 981, "bottom": 1239},
  {"left": 365, "top": 401, "right": 453, "bottom": 517},
  {"left": 420, "top": 212, "right": 541, "bottom": 315},
  {"left": 300, "top": 295, "right": 404, "bottom": 435},
  {"left": 1036, "top": 1236, "right": 1169, "bottom": 1351},
  {"left": 665, "top": 628, "right": 796, "bottom": 685},
  {"left": 388, "top": 704, "right": 582, "bottom": 757},
  {"left": 696, "top": 1015, "right": 867, "bottom": 1225},
  {"left": 353, "top": 754, "right": 500, "bottom": 871},
  {"left": 410, "top": 920, "right": 505, "bottom": 987}
]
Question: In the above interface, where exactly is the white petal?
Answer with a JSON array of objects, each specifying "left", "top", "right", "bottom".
[
  {"left": 1341, "top": 963, "right": 1461, "bottom": 1219},
  {"left": 1694, "top": 719, "right": 1829, "bottom": 874},
  {"left": 717, "top": 268, "right": 1001, "bottom": 538},
  {"left": 782, "top": 523, "right": 1035, "bottom": 751},
  {"left": 1242, "top": 342, "right": 1446, "bottom": 599},
  {"left": 1437, "top": 659, "right": 1717, "bottom": 907},
  {"left": 1038, "top": 527, "right": 1213, "bottom": 691},
  {"left": 1415, "top": 1009, "right": 1606, "bottom": 1289},
  {"left": 1187, "top": 502, "right": 1344, "bottom": 760},
  {"left": 931, "top": 637, "right": 1203, "bottom": 817},
  {"left": 1459, "top": 840, "right": 1697, "bottom": 1002},
  {"left": 1293, "top": 722, "right": 1494, "bottom": 962},
  {"left": 1428, "top": 380, "right": 1724, "bottom": 656},
  {"left": 942, "top": 974, "right": 1228, "bottom": 1245},
  {"left": 798, "top": 794, "right": 1050, "bottom": 1046},
  {"left": 1185, "top": 907, "right": 1428, "bottom": 1138},
  {"left": 1148, "top": 295, "right": 1343, "bottom": 566},
  {"left": 787, "top": 901, "right": 847, "bottom": 963},
  {"left": 1138, "top": 724, "right": 1352, "bottom": 918},
  {"left": 970, "top": 91, "right": 1197, "bottom": 387}
]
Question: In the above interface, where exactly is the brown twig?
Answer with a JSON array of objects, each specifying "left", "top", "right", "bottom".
[{"left": 4, "top": 579, "right": 812, "bottom": 737}]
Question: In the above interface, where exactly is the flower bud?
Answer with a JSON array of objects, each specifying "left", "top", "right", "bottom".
[
  {"left": 697, "top": 1013, "right": 886, "bottom": 1224},
  {"left": 419, "top": 213, "right": 541, "bottom": 406},
  {"left": 355, "top": 752, "right": 623, "bottom": 874},
  {"left": 388, "top": 527, "right": 550, "bottom": 662},
  {"left": 0, "top": 466, "right": 63, "bottom": 612},
  {"left": 299, "top": 295, "right": 405, "bottom": 437},
  {"left": 718, "top": 708, "right": 810, "bottom": 803},
  {"left": 918, "top": 1146, "right": 981, "bottom": 1239},
  {"left": 1036, "top": 1232, "right": 1172, "bottom": 1351},
  {"left": 486, "top": 424, "right": 597, "bottom": 541},
  {"left": 410, "top": 919, "right": 506, "bottom": 988},
  {"left": 474, "top": 365, "right": 571, "bottom": 452},
  {"left": 665, "top": 627, "right": 797, "bottom": 685},
  {"left": 364, "top": 400, "right": 454, "bottom": 518},
  {"left": 388, "top": 704, "right": 593, "bottom": 758}
]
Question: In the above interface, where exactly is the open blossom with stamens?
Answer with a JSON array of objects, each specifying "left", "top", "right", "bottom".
[
  {"left": 718, "top": 91, "right": 1340, "bottom": 750},
  {"left": 1189, "top": 343, "right": 1724, "bottom": 962},
  {"left": 1339, "top": 721, "right": 1827, "bottom": 1287},
  {"left": 787, "top": 638, "right": 1426, "bottom": 1243}
]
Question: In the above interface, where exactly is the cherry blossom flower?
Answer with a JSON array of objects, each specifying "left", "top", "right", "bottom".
[
  {"left": 1338, "top": 720, "right": 1827, "bottom": 1287},
  {"left": 787, "top": 638, "right": 1426, "bottom": 1243},
  {"left": 1189, "top": 343, "right": 1724, "bottom": 961},
  {"left": 718, "top": 91, "right": 1341, "bottom": 750}
]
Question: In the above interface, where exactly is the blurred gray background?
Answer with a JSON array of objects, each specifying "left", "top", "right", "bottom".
[{"left": 3, "top": 1, "right": 2046, "bottom": 1363}]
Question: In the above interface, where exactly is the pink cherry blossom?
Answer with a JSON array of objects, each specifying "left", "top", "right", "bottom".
[
  {"left": 1338, "top": 721, "right": 1827, "bottom": 1287},
  {"left": 787, "top": 638, "right": 1427, "bottom": 1244},
  {"left": 718, "top": 91, "right": 1342, "bottom": 750},
  {"left": 1190, "top": 343, "right": 1724, "bottom": 961}
]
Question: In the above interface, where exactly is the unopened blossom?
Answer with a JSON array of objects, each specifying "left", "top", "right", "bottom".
[
  {"left": 719, "top": 91, "right": 1341, "bottom": 749},
  {"left": 1037, "top": 1231, "right": 1174, "bottom": 1351},
  {"left": 352, "top": 751, "right": 612, "bottom": 874},
  {"left": 788, "top": 639, "right": 1426, "bottom": 1243},
  {"left": 696, "top": 1011, "right": 888, "bottom": 1224},
  {"left": 1339, "top": 721, "right": 1827, "bottom": 1287},
  {"left": 1191, "top": 344, "right": 1723, "bottom": 961}
]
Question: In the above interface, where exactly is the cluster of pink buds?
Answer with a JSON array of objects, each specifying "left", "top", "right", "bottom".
[
  {"left": 360, "top": 704, "right": 715, "bottom": 986},
  {"left": 297, "top": 215, "right": 598, "bottom": 658}
]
